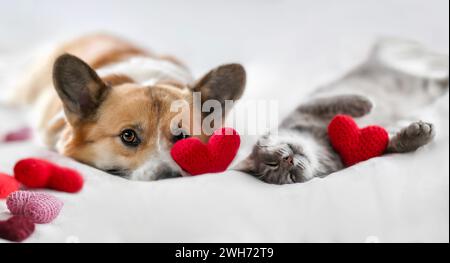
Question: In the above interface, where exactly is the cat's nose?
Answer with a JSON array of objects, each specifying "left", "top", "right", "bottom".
[{"left": 282, "top": 155, "right": 294, "bottom": 166}]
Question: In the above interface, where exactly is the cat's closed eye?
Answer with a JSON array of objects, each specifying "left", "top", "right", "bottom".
[{"left": 264, "top": 161, "right": 279, "bottom": 168}]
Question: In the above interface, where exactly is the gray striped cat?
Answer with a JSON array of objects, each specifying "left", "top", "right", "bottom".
[{"left": 236, "top": 39, "right": 449, "bottom": 185}]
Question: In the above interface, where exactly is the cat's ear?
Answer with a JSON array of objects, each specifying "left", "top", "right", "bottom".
[{"left": 234, "top": 156, "right": 257, "bottom": 175}]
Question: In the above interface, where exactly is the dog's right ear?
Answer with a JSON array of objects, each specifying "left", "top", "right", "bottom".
[
  {"left": 192, "top": 64, "right": 246, "bottom": 114},
  {"left": 53, "top": 54, "right": 110, "bottom": 124}
]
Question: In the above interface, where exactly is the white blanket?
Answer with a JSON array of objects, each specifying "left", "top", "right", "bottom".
[{"left": 0, "top": 0, "right": 448, "bottom": 243}]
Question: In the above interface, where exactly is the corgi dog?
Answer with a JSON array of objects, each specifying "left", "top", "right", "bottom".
[{"left": 12, "top": 34, "right": 246, "bottom": 181}]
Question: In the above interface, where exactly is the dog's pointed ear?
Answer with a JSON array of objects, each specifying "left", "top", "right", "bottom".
[
  {"left": 192, "top": 64, "right": 246, "bottom": 109},
  {"left": 53, "top": 54, "right": 110, "bottom": 124}
]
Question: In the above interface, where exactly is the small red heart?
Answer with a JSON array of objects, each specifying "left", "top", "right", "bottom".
[
  {"left": 328, "top": 115, "right": 389, "bottom": 167},
  {"left": 0, "top": 173, "right": 21, "bottom": 199},
  {"left": 0, "top": 216, "right": 35, "bottom": 242},
  {"left": 171, "top": 128, "right": 240, "bottom": 175}
]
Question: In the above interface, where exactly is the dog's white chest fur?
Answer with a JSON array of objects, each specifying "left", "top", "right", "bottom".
[{"left": 96, "top": 56, "right": 194, "bottom": 86}]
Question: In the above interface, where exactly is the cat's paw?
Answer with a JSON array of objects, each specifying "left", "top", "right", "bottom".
[
  {"left": 348, "top": 95, "right": 374, "bottom": 117},
  {"left": 390, "top": 121, "right": 435, "bottom": 153},
  {"left": 404, "top": 121, "right": 435, "bottom": 138}
]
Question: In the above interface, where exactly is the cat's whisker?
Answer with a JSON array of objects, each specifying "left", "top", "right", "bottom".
[
  {"left": 276, "top": 148, "right": 290, "bottom": 157},
  {"left": 275, "top": 151, "right": 283, "bottom": 157},
  {"left": 294, "top": 159, "right": 306, "bottom": 170}
]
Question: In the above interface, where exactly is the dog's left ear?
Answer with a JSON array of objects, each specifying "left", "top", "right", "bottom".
[
  {"left": 53, "top": 54, "right": 110, "bottom": 124},
  {"left": 192, "top": 64, "right": 246, "bottom": 112}
]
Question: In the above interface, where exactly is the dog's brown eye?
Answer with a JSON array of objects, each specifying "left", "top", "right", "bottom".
[{"left": 120, "top": 129, "right": 140, "bottom": 147}]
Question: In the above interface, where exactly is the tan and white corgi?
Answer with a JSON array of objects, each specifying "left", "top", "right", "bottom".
[{"left": 12, "top": 34, "right": 246, "bottom": 180}]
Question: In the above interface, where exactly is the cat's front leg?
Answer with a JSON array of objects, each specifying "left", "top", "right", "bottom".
[{"left": 297, "top": 94, "right": 373, "bottom": 120}]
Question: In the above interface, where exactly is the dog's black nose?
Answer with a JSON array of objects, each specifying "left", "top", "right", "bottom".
[{"left": 154, "top": 164, "right": 181, "bottom": 180}]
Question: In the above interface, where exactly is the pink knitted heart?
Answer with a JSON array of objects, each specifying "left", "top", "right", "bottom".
[
  {"left": 2, "top": 127, "right": 32, "bottom": 142},
  {"left": 6, "top": 191, "right": 64, "bottom": 224}
]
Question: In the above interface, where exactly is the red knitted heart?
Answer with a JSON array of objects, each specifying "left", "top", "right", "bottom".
[
  {"left": 0, "top": 173, "right": 21, "bottom": 199},
  {"left": 171, "top": 128, "right": 240, "bottom": 175},
  {"left": 328, "top": 115, "right": 389, "bottom": 167},
  {"left": 14, "top": 158, "right": 84, "bottom": 193},
  {"left": 0, "top": 216, "right": 35, "bottom": 242}
]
